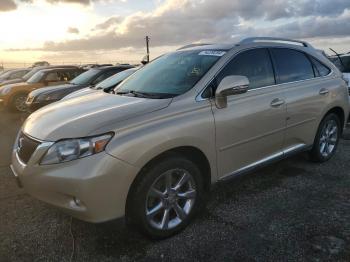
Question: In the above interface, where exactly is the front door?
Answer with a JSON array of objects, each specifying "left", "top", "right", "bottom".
[{"left": 211, "top": 48, "right": 286, "bottom": 178}]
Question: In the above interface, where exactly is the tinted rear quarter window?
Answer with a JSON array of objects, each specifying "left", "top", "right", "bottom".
[
  {"left": 309, "top": 57, "right": 331, "bottom": 77},
  {"left": 271, "top": 48, "right": 314, "bottom": 84},
  {"left": 216, "top": 48, "right": 275, "bottom": 90}
]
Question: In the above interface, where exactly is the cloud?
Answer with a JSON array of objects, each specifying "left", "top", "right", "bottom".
[
  {"left": 0, "top": 0, "right": 17, "bottom": 12},
  {"left": 93, "top": 16, "right": 123, "bottom": 30},
  {"left": 67, "top": 27, "right": 80, "bottom": 34},
  {"left": 8, "top": 0, "right": 350, "bottom": 54}
]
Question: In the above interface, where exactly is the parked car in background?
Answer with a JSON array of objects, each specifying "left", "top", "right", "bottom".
[
  {"left": 0, "top": 68, "right": 31, "bottom": 84},
  {"left": 11, "top": 37, "right": 349, "bottom": 238},
  {"left": 63, "top": 67, "right": 138, "bottom": 100},
  {"left": 0, "top": 65, "right": 79, "bottom": 87},
  {"left": 26, "top": 65, "right": 134, "bottom": 111},
  {"left": 0, "top": 69, "right": 11, "bottom": 76},
  {"left": 329, "top": 54, "right": 350, "bottom": 88},
  {"left": 80, "top": 64, "right": 113, "bottom": 70},
  {"left": 32, "top": 61, "right": 50, "bottom": 68},
  {"left": 0, "top": 67, "right": 83, "bottom": 112}
]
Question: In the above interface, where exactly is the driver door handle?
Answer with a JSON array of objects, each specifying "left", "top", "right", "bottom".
[
  {"left": 270, "top": 98, "right": 285, "bottom": 108},
  {"left": 319, "top": 88, "right": 329, "bottom": 95}
]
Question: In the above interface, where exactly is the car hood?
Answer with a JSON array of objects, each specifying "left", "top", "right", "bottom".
[
  {"left": 29, "top": 83, "right": 76, "bottom": 97},
  {"left": 0, "top": 82, "right": 36, "bottom": 91},
  {"left": 63, "top": 87, "right": 98, "bottom": 99},
  {"left": 0, "top": 78, "right": 23, "bottom": 87},
  {"left": 23, "top": 92, "right": 172, "bottom": 141}
]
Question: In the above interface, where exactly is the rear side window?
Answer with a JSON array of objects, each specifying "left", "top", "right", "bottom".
[
  {"left": 309, "top": 57, "right": 331, "bottom": 77},
  {"left": 216, "top": 48, "right": 275, "bottom": 90},
  {"left": 271, "top": 48, "right": 314, "bottom": 84}
]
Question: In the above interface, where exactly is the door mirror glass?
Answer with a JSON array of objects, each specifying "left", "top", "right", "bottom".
[{"left": 216, "top": 75, "right": 249, "bottom": 97}]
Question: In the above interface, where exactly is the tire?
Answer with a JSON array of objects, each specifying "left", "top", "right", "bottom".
[
  {"left": 309, "top": 113, "right": 341, "bottom": 162},
  {"left": 126, "top": 155, "right": 206, "bottom": 239},
  {"left": 10, "top": 93, "right": 28, "bottom": 112}
]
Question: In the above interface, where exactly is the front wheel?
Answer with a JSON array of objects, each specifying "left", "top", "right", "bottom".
[
  {"left": 310, "top": 113, "right": 341, "bottom": 162},
  {"left": 10, "top": 93, "right": 28, "bottom": 112},
  {"left": 126, "top": 155, "right": 206, "bottom": 239}
]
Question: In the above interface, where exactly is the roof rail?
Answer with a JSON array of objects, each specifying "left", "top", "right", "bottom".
[
  {"left": 239, "top": 37, "right": 313, "bottom": 48},
  {"left": 177, "top": 43, "right": 212, "bottom": 50}
]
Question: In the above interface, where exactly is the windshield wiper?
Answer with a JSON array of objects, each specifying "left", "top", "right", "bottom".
[{"left": 116, "top": 90, "right": 175, "bottom": 99}]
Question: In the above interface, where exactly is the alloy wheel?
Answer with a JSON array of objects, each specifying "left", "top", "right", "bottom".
[
  {"left": 14, "top": 95, "right": 27, "bottom": 112},
  {"left": 145, "top": 168, "right": 196, "bottom": 230},
  {"left": 319, "top": 119, "right": 338, "bottom": 157}
]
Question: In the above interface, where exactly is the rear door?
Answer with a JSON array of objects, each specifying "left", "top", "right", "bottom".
[
  {"left": 270, "top": 48, "right": 332, "bottom": 150},
  {"left": 211, "top": 48, "right": 286, "bottom": 178}
]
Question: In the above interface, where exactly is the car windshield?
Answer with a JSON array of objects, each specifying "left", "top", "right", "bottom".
[
  {"left": 70, "top": 69, "right": 101, "bottom": 85},
  {"left": 330, "top": 56, "right": 350, "bottom": 73},
  {"left": 23, "top": 68, "right": 42, "bottom": 80},
  {"left": 115, "top": 50, "right": 224, "bottom": 98},
  {"left": 0, "top": 70, "right": 15, "bottom": 79},
  {"left": 27, "top": 71, "right": 45, "bottom": 83},
  {"left": 94, "top": 69, "right": 137, "bottom": 90}
]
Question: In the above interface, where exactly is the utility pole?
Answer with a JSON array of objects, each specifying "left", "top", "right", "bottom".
[{"left": 145, "top": 36, "right": 150, "bottom": 63}]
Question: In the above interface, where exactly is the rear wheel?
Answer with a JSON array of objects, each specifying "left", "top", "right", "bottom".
[
  {"left": 126, "top": 155, "right": 206, "bottom": 239},
  {"left": 10, "top": 93, "right": 28, "bottom": 112},
  {"left": 310, "top": 113, "right": 341, "bottom": 162}
]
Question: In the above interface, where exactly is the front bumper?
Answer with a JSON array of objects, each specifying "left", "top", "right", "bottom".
[{"left": 11, "top": 136, "right": 140, "bottom": 222}]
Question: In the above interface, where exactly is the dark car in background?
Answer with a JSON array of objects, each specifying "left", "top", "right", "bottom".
[
  {"left": 329, "top": 54, "right": 350, "bottom": 87},
  {"left": 63, "top": 67, "right": 138, "bottom": 100},
  {"left": 0, "top": 65, "right": 79, "bottom": 87},
  {"left": 0, "top": 68, "right": 31, "bottom": 84},
  {"left": 26, "top": 65, "right": 134, "bottom": 111}
]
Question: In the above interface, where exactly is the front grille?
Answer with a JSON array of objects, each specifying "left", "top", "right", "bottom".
[{"left": 17, "top": 133, "right": 40, "bottom": 164}]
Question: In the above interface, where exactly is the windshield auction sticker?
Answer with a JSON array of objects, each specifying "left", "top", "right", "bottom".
[{"left": 198, "top": 51, "right": 226, "bottom": 56}]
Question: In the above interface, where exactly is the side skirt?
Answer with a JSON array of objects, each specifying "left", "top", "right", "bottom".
[{"left": 218, "top": 144, "right": 312, "bottom": 182}]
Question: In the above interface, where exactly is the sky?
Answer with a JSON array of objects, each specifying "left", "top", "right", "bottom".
[{"left": 0, "top": 0, "right": 350, "bottom": 66}]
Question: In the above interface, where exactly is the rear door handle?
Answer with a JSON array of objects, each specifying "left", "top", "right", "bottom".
[
  {"left": 270, "top": 98, "right": 285, "bottom": 108},
  {"left": 319, "top": 88, "right": 329, "bottom": 95}
]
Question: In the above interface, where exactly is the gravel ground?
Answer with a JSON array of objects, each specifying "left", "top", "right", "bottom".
[{"left": 1, "top": 110, "right": 350, "bottom": 261}]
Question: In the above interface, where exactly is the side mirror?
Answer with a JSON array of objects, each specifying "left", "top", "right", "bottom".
[
  {"left": 215, "top": 75, "right": 249, "bottom": 108},
  {"left": 141, "top": 55, "right": 149, "bottom": 65}
]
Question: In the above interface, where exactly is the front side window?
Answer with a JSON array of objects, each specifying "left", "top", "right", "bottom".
[
  {"left": 45, "top": 72, "right": 59, "bottom": 82},
  {"left": 271, "top": 48, "right": 314, "bottom": 84},
  {"left": 215, "top": 48, "right": 275, "bottom": 90},
  {"left": 116, "top": 50, "right": 223, "bottom": 98}
]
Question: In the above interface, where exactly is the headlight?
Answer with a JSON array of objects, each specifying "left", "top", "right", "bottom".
[
  {"left": 40, "top": 133, "right": 113, "bottom": 165},
  {"left": 0, "top": 86, "right": 12, "bottom": 96}
]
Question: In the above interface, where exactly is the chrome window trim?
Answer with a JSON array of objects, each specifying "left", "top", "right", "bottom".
[{"left": 195, "top": 46, "right": 334, "bottom": 102}]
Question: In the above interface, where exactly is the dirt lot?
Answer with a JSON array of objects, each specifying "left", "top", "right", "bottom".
[{"left": 1, "top": 110, "right": 350, "bottom": 261}]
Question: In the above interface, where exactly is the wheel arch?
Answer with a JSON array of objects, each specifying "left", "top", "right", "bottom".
[
  {"left": 324, "top": 106, "right": 345, "bottom": 132},
  {"left": 125, "top": 146, "right": 212, "bottom": 214}
]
